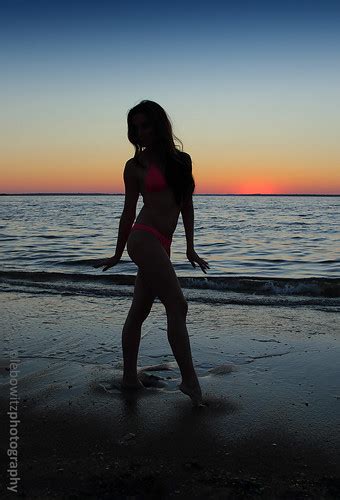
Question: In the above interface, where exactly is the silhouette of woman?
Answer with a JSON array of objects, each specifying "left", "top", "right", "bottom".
[{"left": 93, "top": 100, "right": 209, "bottom": 406}]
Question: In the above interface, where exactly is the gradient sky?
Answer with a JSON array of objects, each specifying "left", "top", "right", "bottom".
[{"left": 1, "top": 0, "right": 340, "bottom": 194}]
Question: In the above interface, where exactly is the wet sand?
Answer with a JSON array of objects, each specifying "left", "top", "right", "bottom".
[{"left": 0, "top": 290, "right": 339, "bottom": 498}]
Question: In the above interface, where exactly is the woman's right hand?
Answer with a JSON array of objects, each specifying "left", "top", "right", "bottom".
[
  {"left": 186, "top": 248, "right": 210, "bottom": 274},
  {"left": 92, "top": 254, "right": 120, "bottom": 272}
]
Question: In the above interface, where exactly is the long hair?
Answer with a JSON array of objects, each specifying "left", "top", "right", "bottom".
[{"left": 127, "top": 100, "right": 195, "bottom": 207}]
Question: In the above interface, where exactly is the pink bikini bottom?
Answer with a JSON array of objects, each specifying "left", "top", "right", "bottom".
[{"left": 130, "top": 223, "right": 172, "bottom": 257}]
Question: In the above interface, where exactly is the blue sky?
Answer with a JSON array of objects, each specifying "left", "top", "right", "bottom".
[{"left": 1, "top": 0, "right": 340, "bottom": 193}]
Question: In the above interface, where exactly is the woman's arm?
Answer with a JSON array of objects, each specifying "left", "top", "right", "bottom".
[
  {"left": 180, "top": 152, "right": 195, "bottom": 251},
  {"left": 181, "top": 197, "right": 194, "bottom": 251},
  {"left": 182, "top": 196, "right": 210, "bottom": 273},
  {"left": 114, "top": 213, "right": 135, "bottom": 259},
  {"left": 114, "top": 160, "right": 139, "bottom": 258},
  {"left": 92, "top": 159, "right": 139, "bottom": 271}
]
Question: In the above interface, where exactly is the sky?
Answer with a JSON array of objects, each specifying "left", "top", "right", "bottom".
[{"left": 1, "top": 0, "right": 340, "bottom": 194}]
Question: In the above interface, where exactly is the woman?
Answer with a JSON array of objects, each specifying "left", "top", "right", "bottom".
[{"left": 93, "top": 100, "right": 209, "bottom": 407}]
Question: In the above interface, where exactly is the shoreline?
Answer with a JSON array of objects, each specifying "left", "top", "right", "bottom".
[{"left": 1, "top": 290, "right": 339, "bottom": 498}]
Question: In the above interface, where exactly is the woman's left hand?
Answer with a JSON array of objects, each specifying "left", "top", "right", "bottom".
[
  {"left": 92, "top": 254, "right": 120, "bottom": 271},
  {"left": 186, "top": 248, "right": 210, "bottom": 274}
]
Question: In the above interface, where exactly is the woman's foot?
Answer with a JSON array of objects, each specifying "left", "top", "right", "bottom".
[{"left": 178, "top": 381, "right": 206, "bottom": 407}]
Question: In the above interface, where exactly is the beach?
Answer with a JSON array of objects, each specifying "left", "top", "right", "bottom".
[
  {"left": 2, "top": 0, "right": 340, "bottom": 492},
  {"left": 1, "top": 287, "right": 339, "bottom": 499}
]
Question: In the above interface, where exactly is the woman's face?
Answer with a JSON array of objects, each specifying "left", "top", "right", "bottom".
[{"left": 131, "top": 113, "right": 155, "bottom": 148}]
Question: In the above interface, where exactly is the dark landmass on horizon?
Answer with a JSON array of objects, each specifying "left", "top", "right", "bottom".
[{"left": 1, "top": 193, "right": 339, "bottom": 197}]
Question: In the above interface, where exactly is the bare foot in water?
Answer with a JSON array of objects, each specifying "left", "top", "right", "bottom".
[{"left": 178, "top": 381, "right": 206, "bottom": 408}]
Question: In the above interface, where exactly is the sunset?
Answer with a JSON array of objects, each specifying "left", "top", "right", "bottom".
[
  {"left": 1, "top": 1, "right": 339, "bottom": 194},
  {"left": 1, "top": 1, "right": 339, "bottom": 498}
]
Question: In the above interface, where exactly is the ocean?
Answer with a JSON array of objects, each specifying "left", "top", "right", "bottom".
[{"left": 1, "top": 194, "right": 339, "bottom": 305}]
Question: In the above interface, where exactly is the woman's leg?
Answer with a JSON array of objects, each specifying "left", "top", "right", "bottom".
[
  {"left": 127, "top": 230, "right": 202, "bottom": 405},
  {"left": 122, "top": 268, "right": 155, "bottom": 386}
]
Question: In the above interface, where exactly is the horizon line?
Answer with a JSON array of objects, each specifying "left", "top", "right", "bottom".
[{"left": 0, "top": 193, "right": 339, "bottom": 197}]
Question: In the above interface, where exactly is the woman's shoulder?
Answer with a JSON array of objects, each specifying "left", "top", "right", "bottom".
[
  {"left": 175, "top": 150, "right": 192, "bottom": 170},
  {"left": 175, "top": 149, "right": 190, "bottom": 158},
  {"left": 176, "top": 149, "right": 191, "bottom": 159},
  {"left": 126, "top": 154, "right": 145, "bottom": 169}
]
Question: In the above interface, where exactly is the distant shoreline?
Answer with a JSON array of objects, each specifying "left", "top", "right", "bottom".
[{"left": 1, "top": 193, "right": 339, "bottom": 197}]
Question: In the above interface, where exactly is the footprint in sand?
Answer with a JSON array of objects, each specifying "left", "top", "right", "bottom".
[
  {"left": 203, "top": 363, "right": 237, "bottom": 376},
  {"left": 97, "top": 372, "right": 169, "bottom": 394},
  {"left": 97, "top": 362, "right": 236, "bottom": 397},
  {"left": 138, "top": 372, "right": 167, "bottom": 388}
]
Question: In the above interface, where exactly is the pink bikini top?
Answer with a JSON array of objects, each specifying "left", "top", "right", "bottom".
[{"left": 144, "top": 163, "right": 167, "bottom": 192}]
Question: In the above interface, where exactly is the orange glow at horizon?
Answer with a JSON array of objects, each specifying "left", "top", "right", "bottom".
[
  {"left": 236, "top": 179, "right": 279, "bottom": 195},
  {"left": 1, "top": 146, "right": 340, "bottom": 195}
]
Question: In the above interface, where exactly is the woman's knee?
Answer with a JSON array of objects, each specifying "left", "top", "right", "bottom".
[
  {"left": 127, "top": 303, "right": 151, "bottom": 324},
  {"left": 164, "top": 297, "right": 188, "bottom": 318}
]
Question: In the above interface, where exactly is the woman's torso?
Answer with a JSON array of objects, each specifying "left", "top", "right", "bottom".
[{"left": 132, "top": 151, "right": 182, "bottom": 239}]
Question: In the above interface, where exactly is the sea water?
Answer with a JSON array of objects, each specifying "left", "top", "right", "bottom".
[{"left": 0, "top": 194, "right": 339, "bottom": 302}]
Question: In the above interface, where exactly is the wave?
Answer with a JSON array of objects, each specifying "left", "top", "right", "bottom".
[{"left": 0, "top": 271, "right": 339, "bottom": 307}]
